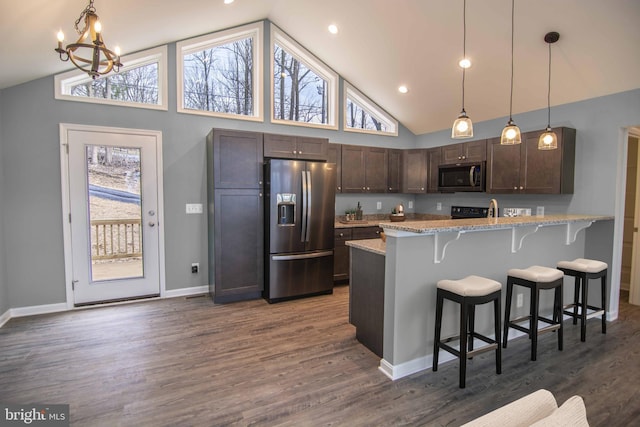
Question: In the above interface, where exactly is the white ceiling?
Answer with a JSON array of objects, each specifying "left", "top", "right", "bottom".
[{"left": 1, "top": 0, "right": 639, "bottom": 135}]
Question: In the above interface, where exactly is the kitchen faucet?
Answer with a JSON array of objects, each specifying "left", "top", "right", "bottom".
[{"left": 488, "top": 199, "right": 498, "bottom": 218}]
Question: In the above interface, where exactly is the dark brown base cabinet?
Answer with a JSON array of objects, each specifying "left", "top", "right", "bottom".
[
  {"left": 349, "top": 247, "right": 385, "bottom": 357},
  {"left": 207, "top": 129, "right": 264, "bottom": 303},
  {"left": 334, "top": 226, "right": 383, "bottom": 283},
  {"left": 487, "top": 127, "right": 575, "bottom": 194}
]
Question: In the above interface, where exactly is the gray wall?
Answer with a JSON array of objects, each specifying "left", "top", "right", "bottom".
[
  {"left": 0, "top": 89, "right": 8, "bottom": 315},
  {"left": 0, "top": 22, "right": 415, "bottom": 309},
  {"left": 413, "top": 89, "right": 640, "bottom": 217}
]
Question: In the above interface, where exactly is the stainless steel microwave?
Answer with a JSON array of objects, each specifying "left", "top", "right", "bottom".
[{"left": 438, "top": 162, "right": 486, "bottom": 192}]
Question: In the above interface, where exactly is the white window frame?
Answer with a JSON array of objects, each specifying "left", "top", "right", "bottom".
[
  {"left": 54, "top": 45, "right": 168, "bottom": 111},
  {"left": 344, "top": 82, "right": 398, "bottom": 136},
  {"left": 270, "top": 24, "right": 339, "bottom": 130},
  {"left": 176, "top": 22, "right": 263, "bottom": 122}
]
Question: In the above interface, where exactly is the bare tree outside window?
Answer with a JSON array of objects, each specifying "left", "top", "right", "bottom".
[
  {"left": 182, "top": 37, "right": 253, "bottom": 115},
  {"left": 346, "top": 99, "right": 385, "bottom": 132},
  {"left": 273, "top": 44, "right": 328, "bottom": 124},
  {"left": 70, "top": 63, "right": 159, "bottom": 105}
]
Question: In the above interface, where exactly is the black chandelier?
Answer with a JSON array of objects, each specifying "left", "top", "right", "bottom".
[{"left": 55, "top": 0, "right": 122, "bottom": 79}]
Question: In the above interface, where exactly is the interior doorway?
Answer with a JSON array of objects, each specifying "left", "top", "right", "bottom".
[
  {"left": 623, "top": 128, "right": 640, "bottom": 306},
  {"left": 60, "top": 123, "right": 166, "bottom": 306}
]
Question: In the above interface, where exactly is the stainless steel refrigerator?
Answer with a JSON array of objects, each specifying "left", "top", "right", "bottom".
[{"left": 264, "top": 159, "right": 336, "bottom": 303}]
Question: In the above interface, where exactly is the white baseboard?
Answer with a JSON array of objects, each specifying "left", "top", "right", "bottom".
[
  {"left": 10, "top": 302, "right": 68, "bottom": 319},
  {"left": 0, "top": 309, "right": 11, "bottom": 328},
  {"left": 164, "top": 285, "right": 209, "bottom": 299}
]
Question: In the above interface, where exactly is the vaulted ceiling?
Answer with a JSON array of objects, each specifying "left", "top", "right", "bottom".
[{"left": 1, "top": 0, "right": 638, "bottom": 135}]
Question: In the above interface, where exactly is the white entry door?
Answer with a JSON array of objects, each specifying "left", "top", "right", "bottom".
[{"left": 61, "top": 124, "right": 164, "bottom": 305}]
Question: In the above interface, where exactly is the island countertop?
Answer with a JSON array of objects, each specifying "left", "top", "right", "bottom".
[
  {"left": 378, "top": 214, "right": 613, "bottom": 234},
  {"left": 346, "top": 238, "right": 386, "bottom": 256}
]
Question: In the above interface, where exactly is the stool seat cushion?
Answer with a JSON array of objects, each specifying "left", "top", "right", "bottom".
[
  {"left": 437, "top": 275, "right": 502, "bottom": 297},
  {"left": 508, "top": 265, "right": 563, "bottom": 282},
  {"left": 557, "top": 258, "right": 607, "bottom": 273}
]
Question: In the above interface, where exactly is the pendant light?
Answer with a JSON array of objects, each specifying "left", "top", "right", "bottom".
[
  {"left": 452, "top": 0, "right": 473, "bottom": 139},
  {"left": 500, "top": 0, "right": 521, "bottom": 145},
  {"left": 538, "top": 32, "right": 560, "bottom": 150}
]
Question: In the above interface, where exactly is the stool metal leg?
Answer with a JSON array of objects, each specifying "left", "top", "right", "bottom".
[
  {"left": 494, "top": 297, "right": 502, "bottom": 375},
  {"left": 581, "top": 273, "right": 588, "bottom": 342},
  {"left": 503, "top": 279, "right": 513, "bottom": 348},
  {"left": 601, "top": 272, "right": 607, "bottom": 334},
  {"left": 459, "top": 300, "right": 469, "bottom": 388},
  {"left": 530, "top": 287, "right": 539, "bottom": 361},
  {"left": 432, "top": 291, "right": 444, "bottom": 371}
]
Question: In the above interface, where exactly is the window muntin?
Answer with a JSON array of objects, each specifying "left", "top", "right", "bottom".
[
  {"left": 344, "top": 83, "right": 398, "bottom": 136},
  {"left": 177, "top": 22, "right": 263, "bottom": 121},
  {"left": 271, "top": 25, "right": 338, "bottom": 129},
  {"left": 55, "top": 46, "right": 167, "bottom": 111}
]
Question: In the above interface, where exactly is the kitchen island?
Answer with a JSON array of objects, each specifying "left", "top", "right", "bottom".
[{"left": 346, "top": 214, "right": 614, "bottom": 380}]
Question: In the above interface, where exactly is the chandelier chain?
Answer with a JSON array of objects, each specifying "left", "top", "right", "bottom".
[{"left": 74, "top": 0, "right": 97, "bottom": 35}]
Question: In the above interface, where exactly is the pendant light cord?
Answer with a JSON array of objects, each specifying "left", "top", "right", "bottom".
[
  {"left": 509, "top": 0, "right": 515, "bottom": 121},
  {"left": 546, "top": 40, "right": 552, "bottom": 127},
  {"left": 461, "top": 0, "right": 467, "bottom": 111}
]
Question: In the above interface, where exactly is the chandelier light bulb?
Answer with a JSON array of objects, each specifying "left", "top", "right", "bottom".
[
  {"left": 57, "top": 30, "right": 65, "bottom": 42},
  {"left": 94, "top": 20, "right": 101, "bottom": 33},
  {"left": 115, "top": 46, "right": 121, "bottom": 56}
]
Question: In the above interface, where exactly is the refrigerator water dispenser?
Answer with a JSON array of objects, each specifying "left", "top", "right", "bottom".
[{"left": 276, "top": 193, "right": 296, "bottom": 225}]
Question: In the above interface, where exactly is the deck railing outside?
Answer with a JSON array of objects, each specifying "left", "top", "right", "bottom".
[{"left": 91, "top": 219, "right": 142, "bottom": 260}]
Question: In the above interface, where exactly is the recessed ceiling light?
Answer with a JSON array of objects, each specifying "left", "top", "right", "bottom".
[
  {"left": 398, "top": 85, "right": 408, "bottom": 94},
  {"left": 328, "top": 24, "right": 339, "bottom": 34},
  {"left": 224, "top": 0, "right": 234, "bottom": 4},
  {"left": 459, "top": 58, "right": 471, "bottom": 69}
]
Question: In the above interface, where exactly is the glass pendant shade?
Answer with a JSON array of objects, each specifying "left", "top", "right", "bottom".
[
  {"left": 538, "top": 127, "right": 558, "bottom": 150},
  {"left": 501, "top": 119, "right": 521, "bottom": 145},
  {"left": 452, "top": 110, "right": 473, "bottom": 138}
]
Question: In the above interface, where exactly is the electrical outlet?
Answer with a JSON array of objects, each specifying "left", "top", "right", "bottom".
[
  {"left": 408, "top": 201, "right": 414, "bottom": 209},
  {"left": 536, "top": 206, "right": 545, "bottom": 217},
  {"left": 436, "top": 202, "right": 442, "bottom": 211},
  {"left": 191, "top": 263, "right": 199, "bottom": 274},
  {"left": 516, "top": 293, "right": 524, "bottom": 308},
  {"left": 376, "top": 202, "right": 382, "bottom": 210}
]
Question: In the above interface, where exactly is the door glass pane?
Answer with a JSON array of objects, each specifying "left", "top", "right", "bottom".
[{"left": 86, "top": 145, "right": 144, "bottom": 282}]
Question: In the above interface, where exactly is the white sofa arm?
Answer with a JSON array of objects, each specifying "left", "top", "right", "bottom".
[{"left": 461, "top": 389, "right": 558, "bottom": 427}]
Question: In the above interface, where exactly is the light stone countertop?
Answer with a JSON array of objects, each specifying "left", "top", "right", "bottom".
[
  {"left": 378, "top": 214, "right": 613, "bottom": 234},
  {"left": 345, "top": 238, "right": 386, "bottom": 256}
]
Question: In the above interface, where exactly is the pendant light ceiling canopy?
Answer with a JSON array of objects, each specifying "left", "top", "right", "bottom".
[
  {"left": 54, "top": 0, "right": 122, "bottom": 79},
  {"left": 538, "top": 31, "right": 560, "bottom": 150},
  {"left": 452, "top": 0, "right": 473, "bottom": 139},
  {"left": 500, "top": 0, "right": 521, "bottom": 145}
]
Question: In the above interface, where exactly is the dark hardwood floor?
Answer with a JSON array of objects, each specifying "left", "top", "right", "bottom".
[{"left": 1, "top": 286, "right": 639, "bottom": 426}]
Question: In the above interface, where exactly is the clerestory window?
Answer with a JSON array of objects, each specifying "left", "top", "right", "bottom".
[
  {"left": 271, "top": 24, "right": 338, "bottom": 129},
  {"left": 344, "top": 82, "right": 398, "bottom": 136},
  {"left": 177, "top": 22, "right": 263, "bottom": 121},
  {"left": 55, "top": 46, "right": 167, "bottom": 110}
]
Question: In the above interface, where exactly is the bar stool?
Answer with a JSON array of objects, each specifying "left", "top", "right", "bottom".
[
  {"left": 503, "top": 266, "right": 564, "bottom": 361},
  {"left": 433, "top": 275, "right": 502, "bottom": 388},
  {"left": 557, "top": 258, "right": 607, "bottom": 342}
]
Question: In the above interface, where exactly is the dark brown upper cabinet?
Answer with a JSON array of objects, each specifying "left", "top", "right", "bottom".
[
  {"left": 402, "top": 149, "right": 428, "bottom": 194},
  {"left": 426, "top": 147, "right": 442, "bottom": 193},
  {"left": 387, "top": 149, "right": 403, "bottom": 193},
  {"left": 211, "top": 129, "right": 263, "bottom": 189},
  {"left": 341, "top": 145, "right": 388, "bottom": 193},
  {"left": 441, "top": 139, "right": 487, "bottom": 164},
  {"left": 263, "top": 133, "right": 328, "bottom": 161},
  {"left": 487, "top": 127, "right": 575, "bottom": 194},
  {"left": 327, "top": 143, "right": 342, "bottom": 193}
]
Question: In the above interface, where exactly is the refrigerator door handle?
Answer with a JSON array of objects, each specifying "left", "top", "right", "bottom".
[
  {"left": 301, "top": 170, "right": 308, "bottom": 243},
  {"left": 305, "top": 170, "right": 312, "bottom": 243},
  {"left": 272, "top": 250, "right": 333, "bottom": 261}
]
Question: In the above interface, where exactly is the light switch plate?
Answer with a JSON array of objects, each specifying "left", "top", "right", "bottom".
[
  {"left": 376, "top": 202, "right": 382, "bottom": 210},
  {"left": 186, "top": 203, "right": 203, "bottom": 214},
  {"left": 436, "top": 202, "right": 442, "bottom": 211},
  {"left": 408, "top": 201, "right": 414, "bottom": 209}
]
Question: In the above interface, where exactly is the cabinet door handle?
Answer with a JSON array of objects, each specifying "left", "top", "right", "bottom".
[
  {"left": 520, "top": 186, "right": 524, "bottom": 190},
  {"left": 339, "top": 233, "right": 344, "bottom": 237},
  {"left": 338, "top": 186, "right": 341, "bottom": 190}
]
